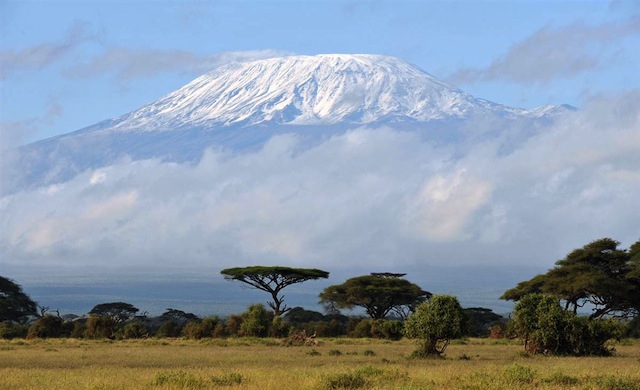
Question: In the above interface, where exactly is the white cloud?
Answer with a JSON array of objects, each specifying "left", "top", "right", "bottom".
[
  {"left": 1, "top": 90, "right": 638, "bottom": 280},
  {"left": 0, "top": 22, "right": 94, "bottom": 79},
  {"left": 449, "top": 16, "right": 640, "bottom": 85},
  {"left": 66, "top": 48, "right": 291, "bottom": 82}
]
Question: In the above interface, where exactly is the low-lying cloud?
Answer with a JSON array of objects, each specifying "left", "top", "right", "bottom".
[{"left": 1, "top": 91, "right": 639, "bottom": 281}]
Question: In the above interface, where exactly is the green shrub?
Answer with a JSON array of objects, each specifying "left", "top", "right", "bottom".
[
  {"left": 239, "top": 304, "right": 273, "bottom": 337},
  {"left": 123, "top": 321, "right": 148, "bottom": 339},
  {"left": 70, "top": 322, "right": 86, "bottom": 338},
  {"left": 511, "top": 294, "right": 625, "bottom": 356},
  {"left": 350, "top": 319, "right": 373, "bottom": 338},
  {"left": 155, "top": 321, "right": 181, "bottom": 338},
  {"left": 210, "top": 372, "right": 243, "bottom": 386},
  {"left": 323, "top": 372, "right": 366, "bottom": 390},
  {"left": 363, "top": 349, "right": 376, "bottom": 356},
  {"left": 0, "top": 321, "right": 28, "bottom": 339},
  {"left": 328, "top": 349, "right": 342, "bottom": 356},
  {"left": 27, "top": 315, "right": 69, "bottom": 339},
  {"left": 269, "top": 315, "right": 291, "bottom": 338},
  {"left": 370, "top": 319, "right": 404, "bottom": 340},
  {"left": 151, "top": 370, "right": 204, "bottom": 388},
  {"left": 542, "top": 372, "right": 580, "bottom": 386},
  {"left": 85, "top": 316, "right": 115, "bottom": 339},
  {"left": 503, "top": 364, "right": 535, "bottom": 384}
]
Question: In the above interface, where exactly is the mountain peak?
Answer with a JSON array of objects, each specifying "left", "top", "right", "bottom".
[{"left": 108, "top": 54, "right": 527, "bottom": 132}]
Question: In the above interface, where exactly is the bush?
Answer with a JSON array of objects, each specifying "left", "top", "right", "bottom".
[
  {"left": 350, "top": 319, "right": 373, "bottom": 338},
  {"left": 156, "top": 321, "right": 181, "bottom": 338},
  {"left": 503, "top": 364, "right": 535, "bottom": 384},
  {"left": 225, "top": 315, "right": 243, "bottom": 337},
  {"left": 404, "top": 295, "right": 467, "bottom": 356},
  {"left": 370, "top": 319, "right": 403, "bottom": 340},
  {"left": 269, "top": 316, "right": 291, "bottom": 338},
  {"left": 210, "top": 372, "right": 243, "bottom": 386},
  {"left": 511, "top": 294, "right": 625, "bottom": 356},
  {"left": 0, "top": 321, "right": 28, "bottom": 339},
  {"left": 70, "top": 321, "right": 86, "bottom": 338},
  {"left": 27, "top": 315, "right": 69, "bottom": 339},
  {"left": 85, "top": 316, "right": 115, "bottom": 339},
  {"left": 323, "top": 372, "right": 366, "bottom": 390},
  {"left": 123, "top": 321, "right": 148, "bottom": 339},
  {"left": 238, "top": 304, "right": 273, "bottom": 337}
]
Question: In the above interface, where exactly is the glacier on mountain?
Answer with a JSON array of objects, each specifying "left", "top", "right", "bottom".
[{"left": 4, "top": 54, "right": 573, "bottom": 194}]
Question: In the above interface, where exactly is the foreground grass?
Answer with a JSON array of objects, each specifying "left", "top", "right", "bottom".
[{"left": 1, "top": 338, "right": 639, "bottom": 389}]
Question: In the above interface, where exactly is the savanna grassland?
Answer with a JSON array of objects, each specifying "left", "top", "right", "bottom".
[{"left": 1, "top": 337, "right": 639, "bottom": 390}]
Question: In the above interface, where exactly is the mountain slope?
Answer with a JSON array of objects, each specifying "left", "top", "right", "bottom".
[
  {"left": 5, "top": 54, "right": 573, "bottom": 194},
  {"left": 103, "top": 54, "right": 560, "bottom": 132}
]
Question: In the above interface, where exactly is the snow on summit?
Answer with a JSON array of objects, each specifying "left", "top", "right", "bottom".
[{"left": 108, "top": 54, "right": 553, "bottom": 132}]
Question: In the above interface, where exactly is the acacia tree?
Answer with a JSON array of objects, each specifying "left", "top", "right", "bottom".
[
  {"left": 404, "top": 295, "right": 467, "bottom": 356},
  {"left": 89, "top": 302, "right": 139, "bottom": 323},
  {"left": 1, "top": 276, "right": 38, "bottom": 323},
  {"left": 319, "top": 273, "right": 431, "bottom": 319},
  {"left": 501, "top": 238, "right": 640, "bottom": 319},
  {"left": 220, "top": 266, "right": 329, "bottom": 315}
]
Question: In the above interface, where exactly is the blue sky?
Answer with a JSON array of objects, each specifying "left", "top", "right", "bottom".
[{"left": 1, "top": 0, "right": 638, "bottom": 146}]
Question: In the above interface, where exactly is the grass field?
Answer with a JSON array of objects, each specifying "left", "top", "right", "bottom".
[{"left": 1, "top": 337, "right": 639, "bottom": 389}]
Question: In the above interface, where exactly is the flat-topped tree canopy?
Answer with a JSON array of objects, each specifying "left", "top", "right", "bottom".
[
  {"left": 220, "top": 266, "right": 330, "bottom": 315},
  {"left": 319, "top": 273, "right": 431, "bottom": 319}
]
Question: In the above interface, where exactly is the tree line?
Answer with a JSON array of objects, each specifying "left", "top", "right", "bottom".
[{"left": 2, "top": 237, "right": 638, "bottom": 357}]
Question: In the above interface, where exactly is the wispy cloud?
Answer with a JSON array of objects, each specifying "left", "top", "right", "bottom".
[
  {"left": 2, "top": 90, "right": 638, "bottom": 279},
  {"left": 449, "top": 16, "right": 640, "bottom": 85},
  {"left": 66, "top": 49, "right": 291, "bottom": 82},
  {"left": 0, "top": 22, "right": 94, "bottom": 79}
]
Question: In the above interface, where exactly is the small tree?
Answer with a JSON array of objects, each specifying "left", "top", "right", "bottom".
[
  {"left": 404, "top": 295, "right": 467, "bottom": 357},
  {"left": 221, "top": 266, "right": 329, "bottom": 315},
  {"left": 1, "top": 276, "right": 38, "bottom": 323},
  {"left": 88, "top": 302, "right": 139, "bottom": 324},
  {"left": 319, "top": 273, "right": 430, "bottom": 319}
]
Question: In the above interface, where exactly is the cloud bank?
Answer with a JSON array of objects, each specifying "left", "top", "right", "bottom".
[
  {"left": 1, "top": 91, "right": 639, "bottom": 281},
  {"left": 449, "top": 16, "right": 640, "bottom": 85}
]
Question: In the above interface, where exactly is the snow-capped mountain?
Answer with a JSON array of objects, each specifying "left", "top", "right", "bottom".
[
  {"left": 5, "top": 54, "right": 573, "bottom": 194},
  {"left": 104, "top": 54, "right": 557, "bottom": 132}
]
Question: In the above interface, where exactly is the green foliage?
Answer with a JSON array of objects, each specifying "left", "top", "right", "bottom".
[
  {"left": 209, "top": 372, "right": 244, "bottom": 386},
  {"left": 151, "top": 370, "right": 204, "bottom": 389},
  {"left": 463, "top": 307, "right": 505, "bottom": 337},
  {"left": 88, "top": 302, "right": 139, "bottom": 324},
  {"left": 404, "top": 295, "right": 467, "bottom": 356},
  {"left": 160, "top": 308, "right": 199, "bottom": 326},
  {"left": 328, "top": 349, "right": 342, "bottom": 356},
  {"left": 221, "top": 266, "right": 329, "bottom": 315},
  {"left": 542, "top": 372, "right": 580, "bottom": 386},
  {"left": 156, "top": 321, "right": 182, "bottom": 338},
  {"left": 239, "top": 304, "right": 274, "bottom": 337},
  {"left": 27, "top": 315, "right": 69, "bottom": 339},
  {"left": 503, "top": 364, "right": 535, "bottom": 384},
  {"left": 0, "top": 276, "right": 38, "bottom": 323},
  {"left": 0, "top": 321, "right": 29, "bottom": 339},
  {"left": 625, "top": 316, "right": 640, "bottom": 338},
  {"left": 269, "top": 315, "right": 291, "bottom": 337},
  {"left": 123, "top": 321, "right": 148, "bottom": 339},
  {"left": 70, "top": 322, "right": 86, "bottom": 338},
  {"left": 319, "top": 273, "right": 430, "bottom": 319},
  {"left": 322, "top": 372, "right": 366, "bottom": 390},
  {"left": 510, "top": 293, "right": 625, "bottom": 355},
  {"left": 182, "top": 317, "right": 222, "bottom": 339},
  {"left": 85, "top": 316, "right": 115, "bottom": 339},
  {"left": 370, "top": 319, "right": 404, "bottom": 340},
  {"left": 502, "top": 238, "right": 640, "bottom": 319}
]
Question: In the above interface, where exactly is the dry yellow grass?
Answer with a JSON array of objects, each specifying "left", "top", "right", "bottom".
[{"left": 1, "top": 337, "right": 638, "bottom": 389}]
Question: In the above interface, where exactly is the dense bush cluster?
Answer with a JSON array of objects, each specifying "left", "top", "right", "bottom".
[{"left": 509, "top": 294, "right": 625, "bottom": 356}]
